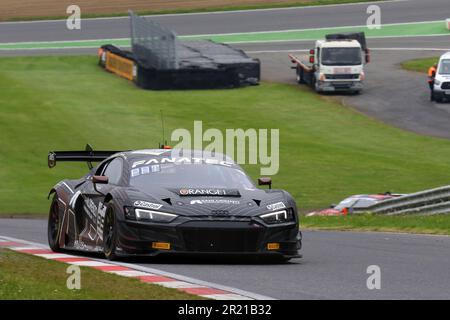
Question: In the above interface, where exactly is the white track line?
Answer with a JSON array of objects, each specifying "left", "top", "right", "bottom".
[
  {"left": 246, "top": 47, "right": 450, "bottom": 54},
  {"left": 155, "top": 281, "right": 206, "bottom": 289},
  {"left": 206, "top": 293, "right": 254, "bottom": 300},
  {"left": 1, "top": 33, "right": 449, "bottom": 51},
  {"left": 34, "top": 253, "right": 76, "bottom": 259},
  {"left": 108, "top": 270, "right": 154, "bottom": 277},
  {"left": 67, "top": 260, "right": 112, "bottom": 267},
  {"left": 9, "top": 246, "right": 44, "bottom": 251}
]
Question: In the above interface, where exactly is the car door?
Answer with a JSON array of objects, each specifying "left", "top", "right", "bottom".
[{"left": 78, "top": 157, "right": 124, "bottom": 248}]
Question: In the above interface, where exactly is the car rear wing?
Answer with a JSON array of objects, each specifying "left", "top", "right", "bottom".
[{"left": 48, "top": 145, "right": 123, "bottom": 169}]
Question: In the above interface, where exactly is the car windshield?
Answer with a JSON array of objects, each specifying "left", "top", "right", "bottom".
[
  {"left": 321, "top": 47, "right": 362, "bottom": 66},
  {"left": 130, "top": 163, "right": 255, "bottom": 190},
  {"left": 439, "top": 59, "right": 450, "bottom": 75}
]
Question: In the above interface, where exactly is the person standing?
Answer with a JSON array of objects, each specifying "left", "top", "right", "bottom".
[{"left": 428, "top": 63, "right": 438, "bottom": 101}]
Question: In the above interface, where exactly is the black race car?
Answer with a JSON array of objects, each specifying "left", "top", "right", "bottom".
[{"left": 47, "top": 147, "right": 302, "bottom": 261}]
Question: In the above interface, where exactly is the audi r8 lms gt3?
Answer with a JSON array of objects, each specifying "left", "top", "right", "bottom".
[{"left": 47, "top": 147, "right": 302, "bottom": 261}]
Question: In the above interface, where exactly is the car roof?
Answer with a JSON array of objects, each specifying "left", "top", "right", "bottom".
[
  {"left": 440, "top": 52, "right": 450, "bottom": 59},
  {"left": 117, "top": 149, "right": 236, "bottom": 164}
]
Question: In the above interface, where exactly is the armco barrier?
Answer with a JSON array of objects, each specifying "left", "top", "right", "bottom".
[
  {"left": 365, "top": 185, "right": 450, "bottom": 215},
  {"left": 105, "top": 51, "right": 136, "bottom": 81}
]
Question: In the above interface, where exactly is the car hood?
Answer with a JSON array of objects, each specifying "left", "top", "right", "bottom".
[{"left": 124, "top": 186, "right": 293, "bottom": 217}]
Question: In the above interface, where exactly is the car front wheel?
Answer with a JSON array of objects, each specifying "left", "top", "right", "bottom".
[
  {"left": 48, "top": 194, "right": 62, "bottom": 252},
  {"left": 103, "top": 202, "right": 119, "bottom": 260}
]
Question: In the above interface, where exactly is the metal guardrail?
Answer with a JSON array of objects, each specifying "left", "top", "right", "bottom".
[{"left": 366, "top": 185, "right": 450, "bottom": 215}]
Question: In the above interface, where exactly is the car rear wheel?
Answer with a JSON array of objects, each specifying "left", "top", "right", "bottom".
[
  {"left": 103, "top": 202, "right": 119, "bottom": 260},
  {"left": 48, "top": 194, "right": 62, "bottom": 252}
]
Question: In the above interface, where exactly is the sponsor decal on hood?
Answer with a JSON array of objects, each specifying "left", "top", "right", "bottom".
[
  {"left": 266, "top": 202, "right": 286, "bottom": 211},
  {"left": 133, "top": 201, "right": 163, "bottom": 210},
  {"left": 131, "top": 157, "right": 234, "bottom": 169},
  {"left": 178, "top": 188, "right": 241, "bottom": 197},
  {"left": 190, "top": 199, "right": 240, "bottom": 205}
]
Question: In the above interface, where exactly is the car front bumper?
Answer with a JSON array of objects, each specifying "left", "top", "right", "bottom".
[
  {"left": 115, "top": 217, "right": 302, "bottom": 258},
  {"left": 433, "top": 88, "right": 450, "bottom": 99}
]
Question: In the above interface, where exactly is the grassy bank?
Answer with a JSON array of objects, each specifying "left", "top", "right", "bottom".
[
  {"left": 401, "top": 57, "right": 440, "bottom": 73},
  {"left": 0, "top": 249, "right": 201, "bottom": 299},
  {"left": 2, "top": 56, "right": 450, "bottom": 216},
  {"left": 303, "top": 214, "right": 450, "bottom": 235},
  {"left": 0, "top": 0, "right": 384, "bottom": 22}
]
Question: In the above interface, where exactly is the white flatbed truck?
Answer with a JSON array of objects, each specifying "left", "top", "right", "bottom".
[{"left": 289, "top": 32, "right": 370, "bottom": 94}]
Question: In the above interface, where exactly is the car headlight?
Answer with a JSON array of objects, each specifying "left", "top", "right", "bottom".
[
  {"left": 124, "top": 207, "right": 178, "bottom": 223},
  {"left": 435, "top": 79, "right": 441, "bottom": 86},
  {"left": 259, "top": 209, "right": 295, "bottom": 224}
]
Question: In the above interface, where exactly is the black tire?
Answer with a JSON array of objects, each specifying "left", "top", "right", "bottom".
[
  {"left": 312, "top": 76, "right": 320, "bottom": 93},
  {"left": 48, "top": 194, "right": 62, "bottom": 252},
  {"left": 103, "top": 202, "right": 119, "bottom": 261}
]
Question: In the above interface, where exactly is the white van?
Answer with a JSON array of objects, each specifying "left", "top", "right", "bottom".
[{"left": 433, "top": 52, "right": 450, "bottom": 102}]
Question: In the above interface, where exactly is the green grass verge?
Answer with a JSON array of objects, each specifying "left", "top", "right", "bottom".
[
  {"left": 2, "top": 56, "right": 450, "bottom": 217},
  {"left": 402, "top": 57, "right": 440, "bottom": 73},
  {"left": 2, "top": 0, "right": 384, "bottom": 22},
  {"left": 191, "top": 21, "right": 449, "bottom": 43},
  {"left": 303, "top": 214, "right": 450, "bottom": 235},
  {"left": 0, "top": 249, "right": 202, "bottom": 299}
]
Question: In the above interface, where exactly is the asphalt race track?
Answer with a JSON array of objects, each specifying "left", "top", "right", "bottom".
[
  {"left": 1, "top": 218, "right": 450, "bottom": 299},
  {"left": 2, "top": 0, "right": 450, "bottom": 300},
  {"left": 1, "top": 0, "right": 450, "bottom": 42}
]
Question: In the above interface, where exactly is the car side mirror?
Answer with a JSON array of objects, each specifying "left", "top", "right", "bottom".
[
  {"left": 92, "top": 175, "right": 108, "bottom": 195},
  {"left": 92, "top": 175, "right": 108, "bottom": 184},
  {"left": 258, "top": 177, "right": 272, "bottom": 189}
]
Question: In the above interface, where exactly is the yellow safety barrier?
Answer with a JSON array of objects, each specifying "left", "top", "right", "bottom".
[{"left": 105, "top": 51, "right": 135, "bottom": 81}]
